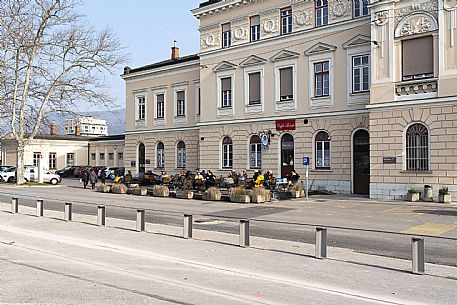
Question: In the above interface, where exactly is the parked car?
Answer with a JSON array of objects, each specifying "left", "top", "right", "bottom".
[
  {"left": 102, "top": 167, "right": 125, "bottom": 179},
  {"left": 0, "top": 166, "right": 13, "bottom": 172},
  {"left": 0, "top": 167, "right": 61, "bottom": 184},
  {"left": 56, "top": 166, "right": 77, "bottom": 177},
  {"left": 1, "top": 167, "right": 17, "bottom": 183}
]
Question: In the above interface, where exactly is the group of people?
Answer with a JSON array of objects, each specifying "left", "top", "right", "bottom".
[{"left": 80, "top": 169, "right": 99, "bottom": 190}]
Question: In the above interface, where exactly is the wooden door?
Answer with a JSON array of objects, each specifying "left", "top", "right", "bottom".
[{"left": 353, "top": 130, "right": 370, "bottom": 195}]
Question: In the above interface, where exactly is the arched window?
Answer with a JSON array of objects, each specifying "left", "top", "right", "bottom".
[
  {"left": 250, "top": 135, "right": 262, "bottom": 169},
  {"left": 177, "top": 141, "right": 186, "bottom": 168},
  {"left": 315, "top": 131, "right": 331, "bottom": 169},
  {"left": 406, "top": 123, "right": 429, "bottom": 171},
  {"left": 222, "top": 136, "right": 233, "bottom": 168},
  {"left": 157, "top": 142, "right": 165, "bottom": 168}
]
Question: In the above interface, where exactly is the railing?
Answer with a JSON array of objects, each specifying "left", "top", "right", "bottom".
[
  {"left": 6, "top": 196, "right": 457, "bottom": 275},
  {"left": 395, "top": 78, "right": 438, "bottom": 97}
]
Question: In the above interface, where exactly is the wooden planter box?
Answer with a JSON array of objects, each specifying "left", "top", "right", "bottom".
[
  {"left": 439, "top": 194, "right": 451, "bottom": 204},
  {"left": 153, "top": 186, "right": 170, "bottom": 197},
  {"left": 129, "top": 188, "right": 148, "bottom": 196},
  {"left": 289, "top": 190, "right": 302, "bottom": 199},
  {"left": 230, "top": 195, "right": 251, "bottom": 204},
  {"left": 96, "top": 184, "right": 111, "bottom": 193},
  {"left": 176, "top": 190, "right": 194, "bottom": 199},
  {"left": 202, "top": 191, "right": 221, "bottom": 201},
  {"left": 111, "top": 185, "right": 127, "bottom": 194},
  {"left": 407, "top": 192, "right": 420, "bottom": 202}
]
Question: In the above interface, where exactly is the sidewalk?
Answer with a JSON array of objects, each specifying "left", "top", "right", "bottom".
[{"left": 0, "top": 202, "right": 456, "bottom": 305}]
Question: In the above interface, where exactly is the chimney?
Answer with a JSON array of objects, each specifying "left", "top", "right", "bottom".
[
  {"left": 75, "top": 125, "right": 81, "bottom": 137},
  {"left": 50, "top": 122, "right": 57, "bottom": 136},
  {"left": 171, "top": 41, "right": 179, "bottom": 60}
]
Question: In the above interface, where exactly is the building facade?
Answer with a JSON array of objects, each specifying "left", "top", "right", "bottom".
[
  {"left": 64, "top": 116, "right": 108, "bottom": 137},
  {"left": 122, "top": 0, "right": 457, "bottom": 200},
  {"left": 88, "top": 135, "right": 125, "bottom": 168}
]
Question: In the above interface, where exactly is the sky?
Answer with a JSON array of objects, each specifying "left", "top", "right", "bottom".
[{"left": 78, "top": 0, "right": 203, "bottom": 109}]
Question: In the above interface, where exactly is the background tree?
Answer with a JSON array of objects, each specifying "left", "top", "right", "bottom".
[{"left": 0, "top": 0, "right": 126, "bottom": 184}]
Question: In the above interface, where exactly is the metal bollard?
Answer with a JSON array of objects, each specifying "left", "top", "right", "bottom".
[
  {"left": 97, "top": 206, "right": 106, "bottom": 226},
  {"left": 136, "top": 209, "right": 145, "bottom": 232},
  {"left": 412, "top": 237, "right": 425, "bottom": 274},
  {"left": 315, "top": 227, "right": 327, "bottom": 259},
  {"left": 36, "top": 199, "right": 44, "bottom": 217},
  {"left": 11, "top": 197, "right": 18, "bottom": 214},
  {"left": 183, "top": 214, "right": 193, "bottom": 239},
  {"left": 239, "top": 219, "right": 250, "bottom": 247},
  {"left": 64, "top": 202, "right": 72, "bottom": 221}
]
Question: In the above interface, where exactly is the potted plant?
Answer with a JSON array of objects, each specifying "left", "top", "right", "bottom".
[
  {"left": 129, "top": 188, "right": 148, "bottom": 196},
  {"left": 407, "top": 188, "right": 420, "bottom": 202},
  {"left": 96, "top": 183, "right": 111, "bottom": 193},
  {"left": 439, "top": 187, "right": 451, "bottom": 204},
  {"left": 289, "top": 183, "right": 304, "bottom": 199},
  {"left": 202, "top": 187, "right": 221, "bottom": 201},
  {"left": 153, "top": 185, "right": 170, "bottom": 197},
  {"left": 251, "top": 187, "right": 271, "bottom": 204},
  {"left": 229, "top": 186, "right": 250, "bottom": 204},
  {"left": 111, "top": 184, "right": 128, "bottom": 194}
]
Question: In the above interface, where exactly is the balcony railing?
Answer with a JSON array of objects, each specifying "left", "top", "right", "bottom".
[{"left": 395, "top": 78, "right": 437, "bottom": 97}]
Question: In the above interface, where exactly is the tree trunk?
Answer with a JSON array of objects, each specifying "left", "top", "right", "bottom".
[{"left": 16, "top": 142, "right": 26, "bottom": 185}]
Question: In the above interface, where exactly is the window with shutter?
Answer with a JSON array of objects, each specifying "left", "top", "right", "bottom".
[
  {"left": 402, "top": 36, "right": 434, "bottom": 81},
  {"left": 249, "top": 72, "right": 261, "bottom": 104},
  {"left": 279, "top": 67, "right": 293, "bottom": 100}
]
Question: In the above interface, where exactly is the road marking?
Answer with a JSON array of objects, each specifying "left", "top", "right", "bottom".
[
  {"left": 383, "top": 206, "right": 437, "bottom": 215},
  {"left": 402, "top": 222, "right": 457, "bottom": 236}
]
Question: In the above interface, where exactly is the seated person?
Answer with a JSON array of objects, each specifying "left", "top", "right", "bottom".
[
  {"left": 263, "top": 170, "right": 271, "bottom": 189},
  {"left": 289, "top": 169, "right": 300, "bottom": 185},
  {"left": 124, "top": 170, "right": 132, "bottom": 182},
  {"left": 254, "top": 171, "right": 264, "bottom": 188}
]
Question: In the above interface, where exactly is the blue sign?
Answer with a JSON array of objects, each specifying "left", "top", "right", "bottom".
[{"left": 303, "top": 157, "right": 310, "bottom": 166}]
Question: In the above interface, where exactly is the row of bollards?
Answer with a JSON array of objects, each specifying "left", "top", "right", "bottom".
[{"left": 9, "top": 197, "right": 426, "bottom": 275}]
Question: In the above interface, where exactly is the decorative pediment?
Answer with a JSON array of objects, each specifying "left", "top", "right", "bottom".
[
  {"left": 239, "top": 55, "right": 267, "bottom": 67},
  {"left": 304, "top": 42, "right": 337, "bottom": 56},
  {"left": 270, "top": 50, "right": 300, "bottom": 62},
  {"left": 212, "top": 61, "right": 237, "bottom": 72},
  {"left": 342, "top": 34, "right": 372, "bottom": 49}
]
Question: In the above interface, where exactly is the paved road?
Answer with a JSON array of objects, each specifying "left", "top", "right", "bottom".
[{"left": 1, "top": 179, "right": 457, "bottom": 266}]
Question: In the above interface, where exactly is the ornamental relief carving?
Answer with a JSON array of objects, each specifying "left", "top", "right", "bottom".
[
  {"left": 329, "top": 0, "right": 351, "bottom": 20},
  {"left": 200, "top": 33, "right": 220, "bottom": 49},
  {"left": 263, "top": 18, "right": 278, "bottom": 33},
  {"left": 294, "top": 10, "right": 312, "bottom": 27},
  {"left": 374, "top": 11, "right": 389, "bottom": 26},
  {"left": 233, "top": 26, "right": 248, "bottom": 41},
  {"left": 395, "top": 13, "right": 438, "bottom": 37},
  {"left": 394, "top": 1, "right": 438, "bottom": 27}
]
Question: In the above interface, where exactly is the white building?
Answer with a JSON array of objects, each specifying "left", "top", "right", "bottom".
[{"left": 64, "top": 117, "right": 108, "bottom": 137}]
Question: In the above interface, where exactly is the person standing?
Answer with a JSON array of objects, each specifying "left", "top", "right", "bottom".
[
  {"left": 81, "top": 170, "right": 89, "bottom": 189},
  {"left": 100, "top": 169, "right": 106, "bottom": 184},
  {"left": 89, "top": 169, "right": 98, "bottom": 190}
]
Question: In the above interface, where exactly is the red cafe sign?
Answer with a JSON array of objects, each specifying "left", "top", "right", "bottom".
[{"left": 276, "top": 119, "right": 296, "bottom": 131}]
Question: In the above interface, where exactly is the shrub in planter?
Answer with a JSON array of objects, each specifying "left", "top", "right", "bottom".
[
  {"left": 111, "top": 184, "right": 128, "bottom": 194},
  {"left": 229, "top": 186, "right": 250, "bottom": 204},
  {"left": 202, "top": 187, "right": 221, "bottom": 201},
  {"left": 251, "top": 187, "right": 270, "bottom": 203},
  {"left": 290, "top": 183, "right": 304, "bottom": 198},
  {"left": 439, "top": 187, "right": 451, "bottom": 204},
  {"left": 176, "top": 189, "right": 194, "bottom": 199},
  {"left": 96, "top": 183, "right": 111, "bottom": 193},
  {"left": 129, "top": 188, "right": 148, "bottom": 196},
  {"left": 407, "top": 189, "right": 420, "bottom": 202},
  {"left": 153, "top": 185, "right": 170, "bottom": 197}
]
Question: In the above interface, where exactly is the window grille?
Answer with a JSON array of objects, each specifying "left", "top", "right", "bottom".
[{"left": 406, "top": 124, "right": 429, "bottom": 171}]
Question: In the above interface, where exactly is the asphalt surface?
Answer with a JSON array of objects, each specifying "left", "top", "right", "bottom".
[{"left": 0, "top": 179, "right": 456, "bottom": 267}]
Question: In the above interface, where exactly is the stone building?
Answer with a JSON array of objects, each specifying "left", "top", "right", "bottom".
[{"left": 122, "top": 0, "right": 457, "bottom": 200}]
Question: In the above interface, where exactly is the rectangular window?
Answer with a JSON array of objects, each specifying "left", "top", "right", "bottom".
[
  {"left": 49, "top": 153, "right": 56, "bottom": 170},
  {"left": 66, "top": 153, "right": 74, "bottom": 167},
  {"left": 248, "top": 72, "right": 261, "bottom": 105},
  {"left": 316, "top": 0, "right": 328, "bottom": 27},
  {"left": 99, "top": 153, "right": 105, "bottom": 161},
  {"left": 118, "top": 152, "right": 123, "bottom": 160},
  {"left": 91, "top": 153, "right": 96, "bottom": 161},
  {"left": 33, "top": 153, "right": 41, "bottom": 167},
  {"left": 352, "top": 55, "right": 370, "bottom": 93},
  {"left": 402, "top": 36, "right": 434, "bottom": 81},
  {"left": 279, "top": 67, "right": 293, "bottom": 100},
  {"left": 354, "top": 0, "right": 369, "bottom": 18},
  {"left": 137, "top": 96, "right": 145, "bottom": 121},
  {"left": 197, "top": 87, "right": 201, "bottom": 115},
  {"left": 176, "top": 91, "right": 185, "bottom": 117},
  {"left": 281, "top": 8, "right": 292, "bottom": 35},
  {"left": 109, "top": 153, "right": 114, "bottom": 160},
  {"left": 250, "top": 15, "right": 261, "bottom": 41},
  {"left": 156, "top": 94, "right": 165, "bottom": 119},
  {"left": 222, "top": 23, "right": 231, "bottom": 48},
  {"left": 221, "top": 77, "right": 232, "bottom": 107},
  {"left": 314, "top": 61, "right": 330, "bottom": 97}
]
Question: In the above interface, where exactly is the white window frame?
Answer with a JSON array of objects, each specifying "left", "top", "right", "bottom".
[
  {"left": 49, "top": 152, "right": 56, "bottom": 170},
  {"left": 309, "top": 52, "right": 334, "bottom": 108},
  {"left": 173, "top": 84, "right": 187, "bottom": 124},
  {"left": 156, "top": 142, "right": 165, "bottom": 169},
  {"left": 345, "top": 43, "right": 370, "bottom": 105},
  {"left": 66, "top": 153, "right": 75, "bottom": 167},
  {"left": 249, "top": 135, "right": 262, "bottom": 169},
  {"left": 134, "top": 91, "right": 147, "bottom": 127},
  {"left": 243, "top": 65, "right": 264, "bottom": 114},
  {"left": 153, "top": 88, "right": 167, "bottom": 127},
  {"left": 274, "top": 59, "right": 297, "bottom": 112},
  {"left": 313, "top": 131, "right": 331, "bottom": 170},
  {"left": 33, "top": 152, "right": 41, "bottom": 167},
  {"left": 352, "top": 54, "right": 370, "bottom": 93},
  {"left": 281, "top": 8, "right": 292, "bottom": 35},
  {"left": 176, "top": 141, "right": 186, "bottom": 169},
  {"left": 315, "top": 0, "right": 328, "bottom": 27},
  {"left": 194, "top": 81, "right": 201, "bottom": 123},
  {"left": 222, "top": 23, "right": 231, "bottom": 48},
  {"left": 221, "top": 137, "right": 233, "bottom": 169},
  {"left": 353, "top": 0, "right": 369, "bottom": 18},
  {"left": 250, "top": 16, "right": 261, "bottom": 41},
  {"left": 216, "top": 71, "right": 235, "bottom": 116}
]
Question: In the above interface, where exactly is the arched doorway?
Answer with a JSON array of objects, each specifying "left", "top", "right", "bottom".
[
  {"left": 138, "top": 143, "right": 145, "bottom": 173},
  {"left": 281, "top": 133, "right": 294, "bottom": 178},
  {"left": 353, "top": 129, "right": 370, "bottom": 195}
]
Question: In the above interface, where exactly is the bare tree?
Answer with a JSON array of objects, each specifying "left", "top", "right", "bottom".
[{"left": 0, "top": 0, "right": 126, "bottom": 184}]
